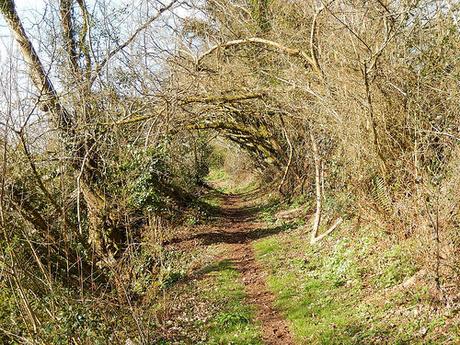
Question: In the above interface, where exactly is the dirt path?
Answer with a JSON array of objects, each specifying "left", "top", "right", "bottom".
[
  {"left": 229, "top": 242, "right": 294, "bottom": 344},
  {"left": 206, "top": 194, "right": 294, "bottom": 345},
  {"left": 165, "top": 192, "right": 294, "bottom": 344}
]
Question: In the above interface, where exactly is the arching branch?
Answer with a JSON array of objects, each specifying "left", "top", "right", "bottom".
[
  {"left": 101, "top": 92, "right": 265, "bottom": 126},
  {"left": 197, "top": 37, "right": 317, "bottom": 71}
]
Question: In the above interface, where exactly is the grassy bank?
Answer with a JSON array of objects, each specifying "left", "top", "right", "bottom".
[{"left": 253, "top": 218, "right": 458, "bottom": 344}]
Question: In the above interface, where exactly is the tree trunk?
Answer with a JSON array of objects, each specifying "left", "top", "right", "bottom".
[
  {"left": 309, "top": 131, "right": 342, "bottom": 244},
  {"left": 310, "top": 131, "right": 322, "bottom": 242},
  {"left": 0, "top": 0, "right": 115, "bottom": 259}
]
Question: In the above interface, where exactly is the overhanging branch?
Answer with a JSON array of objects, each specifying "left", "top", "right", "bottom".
[
  {"left": 197, "top": 37, "right": 317, "bottom": 71},
  {"left": 101, "top": 92, "right": 265, "bottom": 126}
]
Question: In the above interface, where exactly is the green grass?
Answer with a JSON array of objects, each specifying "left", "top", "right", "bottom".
[
  {"left": 204, "top": 260, "right": 263, "bottom": 345},
  {"left": 155, "top": 257, "right": 263, "bottom": 344},
  {"left": 205, "top": 167, "right": 259, "bottom": 195},
  {"left": 254, "top": 231, "right": 364, "bottom": 344},
  {"left": 205, "top": 167, "right": 229, "bottom": 183},
  {"left": 253, "top": 224, "right": 454, "bottom": 344}
]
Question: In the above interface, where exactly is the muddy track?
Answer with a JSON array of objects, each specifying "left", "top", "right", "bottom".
[{"left": 217, "top": 195, "right": 294, "bottom": 345}]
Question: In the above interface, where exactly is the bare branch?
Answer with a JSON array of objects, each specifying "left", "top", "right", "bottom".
[
  {"left": 59, "top": 0, "right": 79, "bottom": 74},
  {"left": 90, "top": 0, "right": 178, "bottom": 84},
  {"left": 197, "top": 37, "right": 317, "bottom": 71},
  {"left": 0, "top": 0, "right": 73, "bottom": 129}
]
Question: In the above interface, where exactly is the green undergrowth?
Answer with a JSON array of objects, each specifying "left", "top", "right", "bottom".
[
  {"left": 228, "top": 180, "right": 259, "bottom": 195},
  {"left": 257, "top": 196, "right": 281, "bottom": 223},
  {"left": 206, "top": 167, "right": 229, "bottom": 183},
  {"left": 156, "top": 255, "right": 262, "bottom": 344},
  {"left": 253, "top": 222, "right": 457, "bottom": 344},
  {"left": 256, "top": 193, "right": 308, "bottom": 225},
  {"left": 205, "top": 167, "right": 259, "bottom": 195},
  {"left": 184, "top": 190, "right": 223, "bottom": 225}
]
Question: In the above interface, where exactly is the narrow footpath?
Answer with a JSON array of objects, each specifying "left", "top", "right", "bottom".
[
  {"left": 168, "top": 192, "right": 294, "bottom": 344},
  {"left": 218, "top": 195, "right": 293, "bottom": 345}
]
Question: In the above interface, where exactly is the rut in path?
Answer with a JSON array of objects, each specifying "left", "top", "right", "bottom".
[{"left": 214, "top": 194, "right": 294, "bottom": 345}]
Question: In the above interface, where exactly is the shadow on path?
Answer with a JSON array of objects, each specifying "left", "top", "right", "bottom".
[
  {"left": 165, "top": 188, "right": 286, "bottom": 247},
  {"left": 166, "top": 223, "right": 295, "bottom": 246},
  {"left": 166, "top": 189, "right": 295, "bottom": 345}
]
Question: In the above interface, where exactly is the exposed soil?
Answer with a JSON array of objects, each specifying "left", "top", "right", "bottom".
[{"left": 167, "top": 192, "right": 294, "bottom": 344}]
